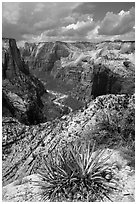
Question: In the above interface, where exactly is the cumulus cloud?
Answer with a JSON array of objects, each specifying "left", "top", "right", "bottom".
[
  {"left": 44, "top": 17, "right": 96, "bottom": 42},
  {"left": 98, "top": 7, "right": 135, "bottom": 35},
  {"left": 62, "top": 18, "right": 96, "bottom": 37},
  {"left": 2, "top": 2, "right": 80, "bottom": 41},
  {"left": 61, "top": 16, "right": 77, "bottom": 26},
  {"left": 2, "top": 2, "right": 135, "bottom": 42}
]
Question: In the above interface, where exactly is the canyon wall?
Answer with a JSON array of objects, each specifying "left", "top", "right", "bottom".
[{"left": 20, "top": 40, "right": 135, "bottom": 103}]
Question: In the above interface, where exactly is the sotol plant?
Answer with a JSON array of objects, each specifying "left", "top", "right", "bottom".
[{"left": 35, "top": 140, "right": 119, "bottom": 201}]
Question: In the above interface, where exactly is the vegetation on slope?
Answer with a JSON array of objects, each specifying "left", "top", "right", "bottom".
[
  {"left": 36, "top": 141, "right": 119, "bottom": 202},
  {"left": 35, "top": 94, "right": 135, "bottom": 202}
]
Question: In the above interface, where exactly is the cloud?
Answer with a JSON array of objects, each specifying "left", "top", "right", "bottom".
[
  {"left": 2, "top": 2, "right": 21, "bottom": 24},
  {"left": 33, "top": 3, "right": 45, "bottom": 13},
  {"left": 2, "top": 2, "right": 80, "bottom": 41},
  {"left": 98, "top": 7, "right": 135, "bottom": 35},
  {"left": 44, "top": 17, "right": 96, "bottom": 42},
  {"left": 2, "top": 2, "right": 135, "bottom": 43},
  {"left": 2, "top": 23, "right": 23, "bottom": 40},
  {"left": 62, "top": 18, "right": 96, "bottom": 37},
  {"left": 25, "top": 18, "right": 96, "bottom": 42},
  {"left": 61, "top": 16, "right": 77, "bottom": 26},
  {"left": 72, "top": 3, "right": 95, "bottom": 15},
  {"left": 33, "top": 18, "right": 58, "bottom": 31},
  {"left": 87, "top": 25, "right": 100, "bottom": 40},
  {"left": 121, "top": 31, "right": 135, "bottom": 41}
]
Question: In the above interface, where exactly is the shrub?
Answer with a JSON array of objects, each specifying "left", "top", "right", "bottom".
[
  {"left": 91, "top": 106, "right": 135, "bottom": 166},
  {"left": 35, "top": 140, "right": 119, "bottom": 201},
  {"left": 90, "top": 110, "right": 122, "bottom": 147},
  {"left": 93, "top": 104, "right": 134, "bottom": 142}
]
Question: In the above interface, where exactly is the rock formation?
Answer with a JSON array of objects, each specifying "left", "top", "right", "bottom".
[
  {"left": 2, "top": 94, "right": 135, "bottom": 201},
  {"left": 20, "top": 41, "right": 70, "bottom": 72},
  {"left": 2, "top": 38, "right": 71, "bottom": 124},
  {"left": 20, "top": 40, "right": 135, "bottom": 103},
  {"left": 2, "top": 38, "right": 46, "bottom": 125},
  {"left": 2, "top": 94, "right": 135, "bottom": 184},
  {"left": 2, "top": 39, "right": 135, "bottom": 202}
]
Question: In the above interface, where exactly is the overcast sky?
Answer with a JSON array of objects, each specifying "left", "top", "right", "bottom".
[{"left": 2, "top": 2, "right": 135, "bottom": 44}]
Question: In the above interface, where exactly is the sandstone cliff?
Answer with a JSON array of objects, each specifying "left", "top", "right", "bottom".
[
  {"left": 2, "top": 38, "right": 47, "bottom": 125},
  {"left": 20, "top": 40, "right": 135, "bottom": 103},
  {"left": 2, "top": 38, "right": 71, "bottom": 124}
]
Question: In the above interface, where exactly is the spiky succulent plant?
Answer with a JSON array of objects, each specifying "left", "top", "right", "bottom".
[{"left": 35, "top": 140, "right": 119, "bottom": 201}]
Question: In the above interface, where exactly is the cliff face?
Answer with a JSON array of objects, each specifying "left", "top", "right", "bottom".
[
  {"left": 20, "top": 41, "right": 70, "bottom": 72},
  {"left": 2, "top": 38, "right": 46, "bottom": 125},
  {"left": 20, "top": 41, "right": 135, "bottom": 103},
  {"left": 2, "top": 38, "right": 73, "bottom": 124},
  {"left": 2, "top": 38, "right": 30, "bottom": 78}
]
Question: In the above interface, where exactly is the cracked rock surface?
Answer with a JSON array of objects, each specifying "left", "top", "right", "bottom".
[{"left": 2, "top": 94, "right": 135, "bottom": 202}]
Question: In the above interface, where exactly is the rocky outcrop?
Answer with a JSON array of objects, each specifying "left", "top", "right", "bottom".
[
  {"left": 2, "top": 174, "right": 43, "bottom": 202},
  {"left": 3, "top": 38, "right": 72, "bottom": 124},
  {"left": 91, "top": 63, "right": 135, "bottom": 98},
  {"left": 2, "top": 38, "right": 30, "bottom": 78},
  {"left": 2, "top": 38, "right": 47, "bottom": 125},
  {"left": 2, "top": 94, "right": 135, "bottom": 185},
  {"left": 2, "top": 159, "right": 135, "bottom": 202},
  {"left": 54, "top": 42, "right": 134, "bottom": 102},
  {"left": 2, "top": 94, "right": 135, "bottom": 201},
  {"left": 52, "top": 61, "right": 134, "bottom": 103}
]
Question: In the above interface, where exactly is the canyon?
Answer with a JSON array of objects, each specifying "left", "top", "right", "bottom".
[
  {"left": 20, "top": 40, "right": 135, "bottom": 103},
  {"left": 2, "top": 38, "right": 135, "bottom": 202}
]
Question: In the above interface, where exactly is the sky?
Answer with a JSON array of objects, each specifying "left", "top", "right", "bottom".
[{"left": 2, "top": 2, "right": 135, "bottom": 44}]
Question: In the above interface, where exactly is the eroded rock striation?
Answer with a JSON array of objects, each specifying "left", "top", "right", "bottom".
[
  {"left": 20, "top": 41, "right": 70, "bottom": 72},
  {"left": 20, "top": 40, "right": 135, "bottom": 103},
  {"left": 2, "top": 94, "right": 135, "bottom": 185}
]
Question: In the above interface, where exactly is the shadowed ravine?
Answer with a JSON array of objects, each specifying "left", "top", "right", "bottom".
[{"left": 32, "top": 70, "right": 85, "bottom": 112}]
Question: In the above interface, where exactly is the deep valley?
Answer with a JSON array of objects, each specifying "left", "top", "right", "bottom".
[{"left": 2, "top": 38, "right": 135, "bottom": 202}]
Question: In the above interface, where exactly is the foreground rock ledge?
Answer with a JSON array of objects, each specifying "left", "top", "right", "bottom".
[
  {"left": 2, "top": 94, "right": 135, "bottom": 201},
  {"left": 2, "top": 149, "right": 135, "bottom": 202}
]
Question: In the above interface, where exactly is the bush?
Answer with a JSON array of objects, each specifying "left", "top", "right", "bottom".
[
  {"left": 91, "top": 106, "right": 135, "bottom": 166},
  {"left": 35, "top": 140, "right": 119, "bottom": 201}
]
